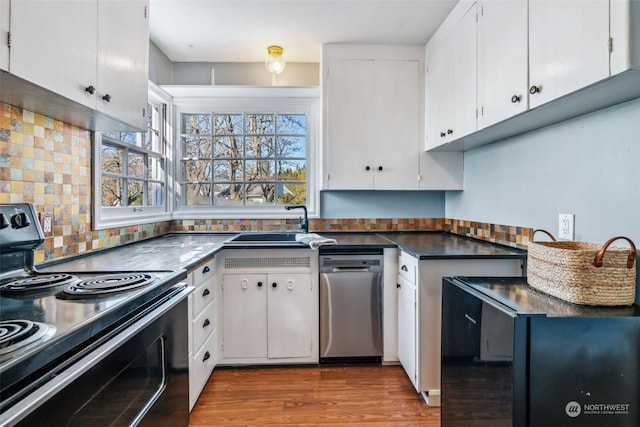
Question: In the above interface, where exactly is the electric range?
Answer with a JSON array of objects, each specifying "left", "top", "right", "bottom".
[{"left": 0, "top": 204, "right": 190, "bottom": 426}]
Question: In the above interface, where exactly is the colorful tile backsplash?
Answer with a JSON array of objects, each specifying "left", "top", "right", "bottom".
[{"left": 2, "top": 102, "right": 531, "bottom": 264}]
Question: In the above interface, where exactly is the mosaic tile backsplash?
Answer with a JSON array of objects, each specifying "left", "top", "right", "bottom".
[{"left": 2, "top": 103, "right": 531, "bottom": 264}]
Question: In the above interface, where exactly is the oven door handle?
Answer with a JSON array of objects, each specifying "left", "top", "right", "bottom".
[{"left": 1, "top": 284, "right": 193, "bottom": 427}]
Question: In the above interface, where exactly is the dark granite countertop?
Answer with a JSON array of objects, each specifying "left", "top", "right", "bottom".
[
  {"left": 38, "top": 231, "right": 525, "bottom": 274},
  {"left": 381, "top": 232, "right": 525, "bottom": 260}
]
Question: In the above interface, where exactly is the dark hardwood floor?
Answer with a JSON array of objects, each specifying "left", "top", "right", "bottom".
[{"left": 189, "top": 365, "right": 440, "bottom": 426}]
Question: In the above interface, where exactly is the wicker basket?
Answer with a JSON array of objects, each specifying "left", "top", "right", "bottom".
[{"left": 527, "top": 230, "right": 637, "bottom": 306}]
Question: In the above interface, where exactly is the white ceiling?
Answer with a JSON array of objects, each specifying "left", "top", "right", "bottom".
[{"left": 149, "top": 0, "right": 458, "bottom": 63}]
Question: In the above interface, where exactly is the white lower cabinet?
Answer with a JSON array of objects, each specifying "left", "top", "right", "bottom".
[
  {"left": 188, "top": 257, "right": 217, "bottom": 411},
  {"left": 397, "top": 251, "right": 523, "bottom": 406},
  {"left": 218, "top": 249, "right": 319, "bottom": 365}
]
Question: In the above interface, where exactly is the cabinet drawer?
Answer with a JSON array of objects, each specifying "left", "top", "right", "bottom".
[
  {"left": 189, "top": 332, "right": 216, "bottom": 410},
  {"left": 398, "top": 251, "right": 417, "bottom": 283},
  {"left": 192, "top": 300, "right": 215, "bottom": 353},
  {"left": 192, "top": 258, "right": 216, "bottom": 317}
]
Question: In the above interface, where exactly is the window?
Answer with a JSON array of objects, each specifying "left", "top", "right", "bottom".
[
  {"left": 93, "top": 83, "right": 171, "bottom": 229},
  {"left": 180, "top": 112, "right": 307, "bottom": 207},
  {"left": 170, "top": 87, "right": 319, "bottom": 218}
]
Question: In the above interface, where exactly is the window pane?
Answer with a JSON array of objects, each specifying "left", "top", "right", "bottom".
[
  {"left": 183, "top": 160, "right": 212, "bottom": 181},
  {"left": 214, "top": 114, "right": 243, "bottom": 134},
  {"left": 245, "top": 114, "right": 275, "bottom": 134},
  {"left": 246, "top": 159, "right": 275, "bottom": 181},
  {"left": 213, "top": 159, "right": 243, "bottom": 182},
  {"left": 101, "top": 144, "right": 123, "bottom": 175},
  {"left": 147, "top": 182, "right": 164, "bottom": 206},
  {"left": 184, "top": 183, "right": 212, "bottom": 206},
  {"left": 245, "top": 136, "right": 275, "bottom": 158},
  {"left": 214, "top": 136, "right": 243, "bottom": 159},
  {"left": 277, "top": 181, "right": 305, "bottom": 205},
  {"left": 278, "top": 160, "right": 307, "bottom": 180},
  {"left": 183, "top": 113, "right": 211, "bottom": 134},
  {"left": 148, "top": 155, "right": 163, "bottom": 180},
  {"left": 120, "top": 132, "right": 139, "bottom": 145},
  {"left": 245, "top": 182, "right": 275, "bottom": 205},
  {"left": 276, "top": 136, "right": 306, "bottom": 158},
  {"left": 214, "top": 183, "right": 244, "bottom": 206},
  {"left": 145, "top": 129, "right": 159, "bottom": 152},
  {"left": 127, "top": 180, "right": 144, "bottom": 206},
  {"left": 102, "top": 177, "right": 123, "bottom": 206},
  {"left": 183, "top": 136, "right": 212, "bottom": 158},
  {"left": 128, "top": 152, "right": 145, "bottom": 179},
  {"left": 278, "top": 114, "right": 306, "bottom": 134}
]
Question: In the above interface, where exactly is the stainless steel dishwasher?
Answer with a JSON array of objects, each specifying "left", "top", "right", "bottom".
[{"left": 319, "top": 250, "right": 383, "bottom": 363}]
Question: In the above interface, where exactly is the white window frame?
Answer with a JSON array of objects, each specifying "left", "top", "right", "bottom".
[
  {"left": 93, "top": 82, "right": 173, "bottom": 229},
  {"left": 164, "top": 86, "right": 320, "bottom": 219}
]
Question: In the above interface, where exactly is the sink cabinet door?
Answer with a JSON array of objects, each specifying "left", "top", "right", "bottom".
[
  {"left": 222, "top": 274, "right": 268, "bottom": 359},
  {"left": 267, "top": 273, "right": 313, "bottom": 359},
  {"left": 397, "top": 274, "right": 418, "bottom": 391}
]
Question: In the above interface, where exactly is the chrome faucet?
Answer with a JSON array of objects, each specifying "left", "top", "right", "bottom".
[{"left": 285, "top": 205, "right": 308, "bottom": 233}]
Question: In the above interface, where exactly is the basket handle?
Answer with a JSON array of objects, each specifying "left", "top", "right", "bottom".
[
  {"left": 531, "top": 229, "right": 556, "bottom": 242},
  {"left": 593, "top": 236, "right": 636, "bottom": 269}
]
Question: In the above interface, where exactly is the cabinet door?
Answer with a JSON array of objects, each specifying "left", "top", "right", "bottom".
[
  {"left": 477, "top": 0, "right": 528, "bottom": 128},
  {"left": 448, "top": 2, "right": 477, "bottom": 140},
  {"left": 529, "top": 0, "right": 610, "bottom": 108},
  {"left": 0, "top": 0, "right": 8, "bottom": 71},
  {"left": 97, "top": 0, "right": 149, "bottom": 129},
  {"left": 373, "top": 60, "right": 420, "bottom": 190},
  {"left": 324, "top": 58, "right": 375, "bottom": 189},
  {"left": 425, "top": 35, "right": 451, "bottom": 149},
  {"left": 267, "top": 273, "right": 312, "bottom": 359},
  {"left": 397, "top": 277, "right": 418, "bottom": 391},
  {"left": 9, "top": 0, "right": 98, "bottom": 108},
  {"left": 222, "top": 274, "right": 267, "bottom": 359}
]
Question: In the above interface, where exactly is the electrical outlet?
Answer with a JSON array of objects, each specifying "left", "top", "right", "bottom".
[
  {"left": 558, "top": 213, "right": 575, "bottom": 240},
  {"left": 40, "top": 212, "right": 53, "bottom": 237}
]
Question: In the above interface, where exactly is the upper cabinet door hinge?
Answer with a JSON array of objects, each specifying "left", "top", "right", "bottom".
[
  {"left": 608, "top": 37, "right": 613, "bottom": 53},
  {"left": 7, "top": 31, "right": 11, "bottom": 48},
  {"left": 144, "top": 5, "right": 148, "bottom": 19}
]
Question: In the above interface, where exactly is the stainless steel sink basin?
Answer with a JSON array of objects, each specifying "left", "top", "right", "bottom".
[{"left": 224, "top": 232, "right": 301, "bottom": 245}]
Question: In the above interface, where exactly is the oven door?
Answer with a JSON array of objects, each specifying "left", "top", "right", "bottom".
[{"left": 2, "top": 285, "right": 191, "bottom": 427}]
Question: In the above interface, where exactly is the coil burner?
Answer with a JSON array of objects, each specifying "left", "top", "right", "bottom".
[
  {"left": 0, "top": 274, "right": 78, "bottom": 293},
  {"left": 61, "top": 273, "right": 157, "bottom": 299},
  {"left": 0, "top": 320, "right": 56, "bottom": 359}
]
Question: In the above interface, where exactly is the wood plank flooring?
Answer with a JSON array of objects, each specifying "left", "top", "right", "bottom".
[{"left": 189, "top": 365, "right": 440, "bottom": 426}]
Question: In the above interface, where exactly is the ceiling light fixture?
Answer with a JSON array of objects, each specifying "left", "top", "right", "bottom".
[{"left": 265, "top": 45, "right": 286, "bottom": 86}]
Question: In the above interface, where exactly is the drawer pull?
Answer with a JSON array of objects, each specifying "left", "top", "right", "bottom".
[
  {"left": 401, "top": 265, "right": 408, "bottom": 272},
  {"left": 202, "top": 288, "right": 210, "bottom": 297},
  {"left": 203, "top": 351, "right": 211, "bottom": 362},
  {"left": 203, "top": 319, "right": 211, "bottom": 328},
  {"left": 202, "top": 265, "right": 210, "bottom": 274}
]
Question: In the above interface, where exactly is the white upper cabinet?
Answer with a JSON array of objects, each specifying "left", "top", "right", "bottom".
[
  {"left": 10, "top": 0, "right": 98, "bottom": 108},
  {"left": 3, "top": 0, "right": 149, "bottom": 130},
  {"left": 323, "top": 45, "right": 421, "bottom": 190},
  {"left": 0, "top": 0, "right": 9, "bottom": 71},
  {"left": 528, "top": 0, "right": 610, "bottom": 108},
  {"left": 97, "top": 0, "right": 149, "bottom": 129},
  {"left": 477, "top": 0, "right": 528, "bottom": 129},
  {"left": 425, "top": 2, "right": 477, "bottom": 150}
]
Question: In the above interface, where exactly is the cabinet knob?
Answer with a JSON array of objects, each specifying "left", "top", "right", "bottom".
[
  {"left": 396, "top": 283, "right": 401, "bottom": 289},
  {"left": 203, "top": 318, "right": 211, "bottom": 328},
  {"left": 529, "top": 85, "right": 541, "bottom": 95},
  {"left": 447, "top": 129, "right": 453, "bottom": 135},
  {"left": 401, "top": 265, "right": 408, "bottom": 272},
  {"left": 102, "top": 94, "right": 112, "bottom": 102},
  {"left": 440, "top": 132, "right": 446, "bottom": 138},
  {"left": 203, "top": 351, "right": 211, "bottom": 362},
  {"left": 377, "top": 166, "right": 383, "bottom": 171},
  {"left": 202, "top": 288, "right": 210, "bottom": 297},
  {"left": 365, "top": 166, "right": 371, "bottom": 171},
  {"left": 85, "top": 85, "right": 96, "bottom": 95},
  {"left": 202, "top": 266, "right": 210, "bottom": 274},
  {"left": 511, "top": 94, "right": 522, "bottom": 103},
  {"left": 257, "top": 281, "right": 263, "bottom": 287},
  {"left": 272, "top": 282, "right": 278, "bottom": 288}
]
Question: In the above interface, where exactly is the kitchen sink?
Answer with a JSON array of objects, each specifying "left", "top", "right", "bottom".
[{"left": 224, "top": 232, "right": 301, "bottom": 245}]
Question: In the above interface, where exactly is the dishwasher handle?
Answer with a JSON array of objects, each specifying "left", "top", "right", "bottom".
[{"left": 331, "top": 267, "right": 372, "bottom": 273}]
